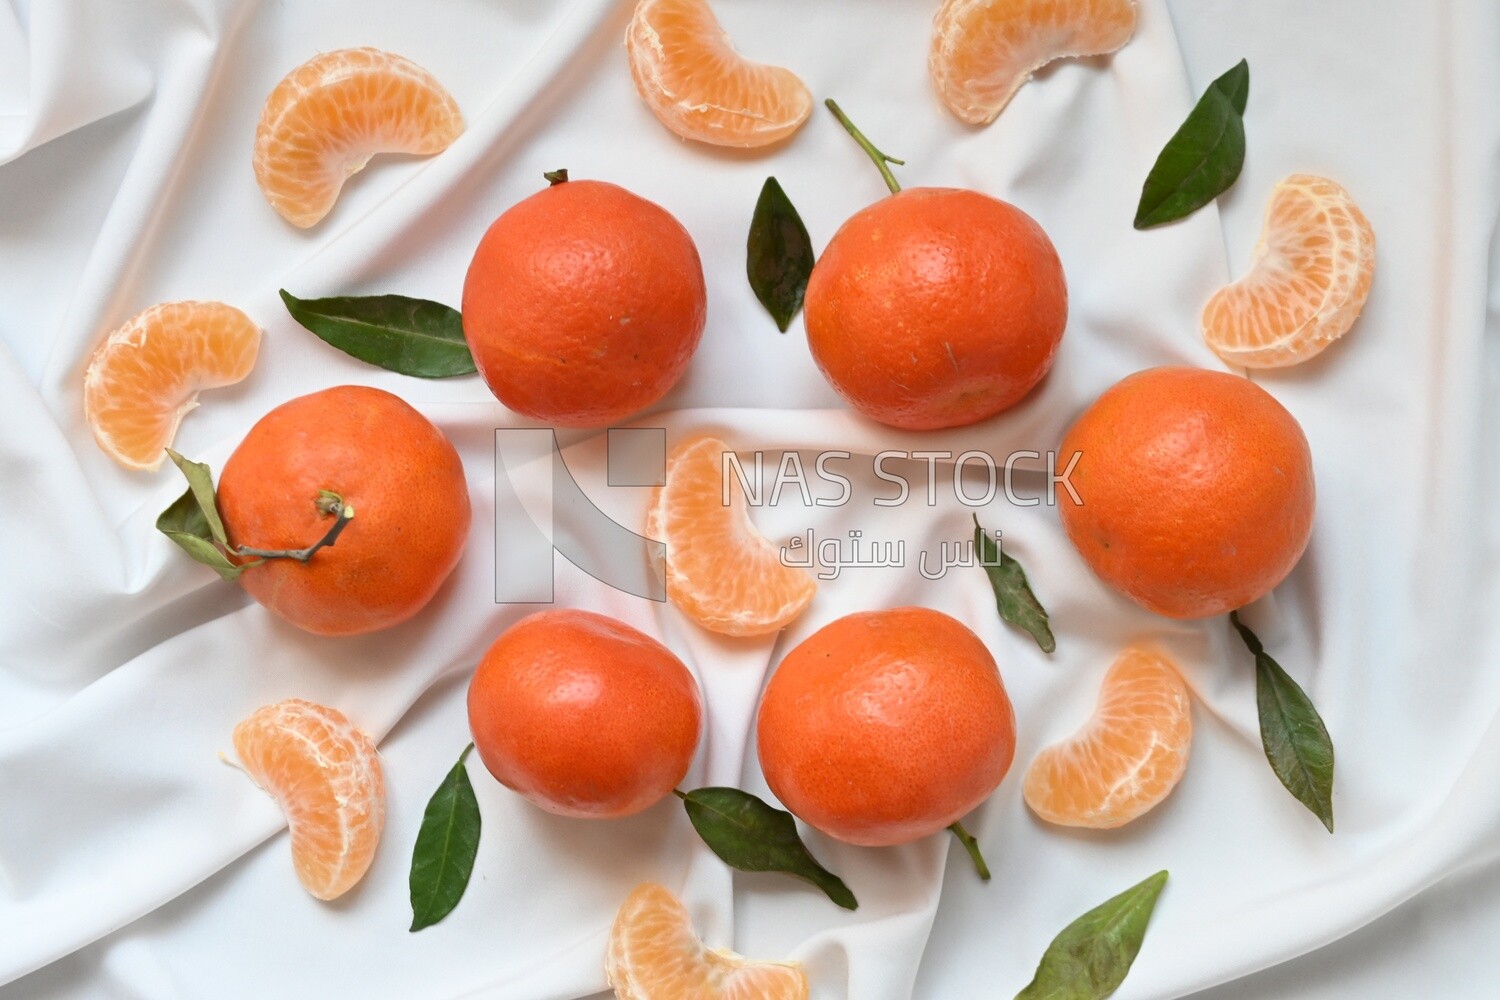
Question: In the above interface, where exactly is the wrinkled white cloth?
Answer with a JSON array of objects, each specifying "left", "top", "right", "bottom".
[{"left": 1, "top": 0, "right": 1498, "bottom": 997}]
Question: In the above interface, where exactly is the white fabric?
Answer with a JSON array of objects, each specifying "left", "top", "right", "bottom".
[{"left": 1, "top": 0, "right": 1497, "bottom": 997}]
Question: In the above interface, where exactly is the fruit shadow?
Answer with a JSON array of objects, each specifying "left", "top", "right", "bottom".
[
  {"left": 659, "top": 125, "right": 815, "bottom": 166},
  {"left": 509, "top": 797, "right": 690, "bottom": 884}
]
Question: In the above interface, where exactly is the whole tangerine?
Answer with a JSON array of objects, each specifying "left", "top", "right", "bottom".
[
  {"left": 217, "top": 385, "right": 470, "bottom": 636},
  {"left": 1057, "top": 366, "right": 1316, "bottom": 619},
  {"left": 467, "top": 610, "right": 702, "bottom": 819},
  {"left": 803, "top": 186, "right": 1067, "bottom": 430},
  {"left": 756, "top": 607, "right": 1016, "bottom": 846},
  {"left": 461, "top": 172, "right": 707, "bottom": 427}
]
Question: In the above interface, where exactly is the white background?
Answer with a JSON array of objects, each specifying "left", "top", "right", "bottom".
[{"left": 1, "top": 0, "right": 1497, "bottom": 997}]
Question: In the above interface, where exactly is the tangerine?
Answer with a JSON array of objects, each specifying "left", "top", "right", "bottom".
[
  {"left": 756, "top": 607, "right": 1016, "bottom": 846},
  {"left": 805, "top": 106, "right": 1067, "bottom": 430},
  {"left": 467, "top": 610, "right": 702, "bottom": 819},
  {"left": 1057, "top": 366, "right": 1315, "bottom": 619},
  {"left": 217, "top": 385, "right": 470, "bottom": 636},
  {"left": 462, "top": 174, "right": 706, "bottom": 427}
]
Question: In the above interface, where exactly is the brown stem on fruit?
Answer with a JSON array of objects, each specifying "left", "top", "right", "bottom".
[
  {"left": 543, "top": 168, "right": 570, "bottom": 186},
  {"left": 671, "top": 789, "right": 689, "bottom": 801},
  {"left": 233, "top": 491, "right": 355, "bottom": 564},
  {"left": 825, "top": 99, "right": 905, "bottom": 195},
  {"left": 948, "top": 821, "right": 991, "bottom": 881}
]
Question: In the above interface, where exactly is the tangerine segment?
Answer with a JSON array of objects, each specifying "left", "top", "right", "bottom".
[
  {"left": 1203, "top": 174, "right": 1375, "bottom": 368},
  {"left": 232, "top": 699, "right": 385, "bottom": 900},
  {"left": 254, "top": 48, "right": 464, "bottom": 228},
  {"left": 83, "top": 301, "right": 260, "bottom": 471},
  {"left": 930, "top": 0, "right": 1138, "bottom": 125},
  {"left": 607, "top": 883, "right": 809, "bottom": 1000},
  {"left": 647, "top": 435, "right": 816, "bottom": 637},
  {"left": 1023, "top": 647, "right": 1191, "bottom": 829},
  {"left": 625, "top": 0, "right": 812, "bottom": 148}
]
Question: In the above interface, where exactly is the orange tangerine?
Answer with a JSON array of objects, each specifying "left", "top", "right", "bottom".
[
  {"left": 646, "top": 435, "right": 816, "bottom": 637},
  {"left": 231, "top": 699, "right": 385, "bottom": 900},
  {"left": 1057, "top": 366, "right": 1315, "bottom": 620},
  {"left": 757, "top": 607, "right": 1016, "bottom": 847},
  {"left": 625, "top": 0, "right": 812, "bottom": 148},
  {"left": 253, "top": 48, "right": 463, "bottom": 228},
  {"left": 606, "top": 883, "right": 809, "bottom": 1000},
  {"left": 467, "top": 610, "right": 702, "bottom": 819},
  {"left": 1202, "top": 174, "right": 1376, "bottom": 368},
  {"left": 1023, "top": 646, "right": 1192, "bottom": 829},
  {"left": 930, "top": 0, "right": 1139, "bottom": 125},
  {"left": 83, "top": 301, "right": 260, "bottom": 471}
]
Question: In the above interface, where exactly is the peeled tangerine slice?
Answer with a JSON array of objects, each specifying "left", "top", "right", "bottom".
[
  {"left": 254, "top": 48, "right": 464, "bottom": 228},
  {"left": 83, "top": 301, "right": 261, "bottom": 471},
  {"left": 232, "top": 699, "right": 386, "bottom": 901},
  {"left": 647, "top": 435, "right": 816, "bottom": 637},
  {"left": 1203, "top": 174, "right": 1376, "bottom": 368},
  {"left": 1024, "top": 646, "right": 1192, "bottom": 829},
  {"left": 930, "top": 0, "right": 1139, "bottom": 125},
  {"left": 625, "top": 0, "right": 812, "bottom": 148},
  {"left": 607, "top": 883, "right": 809, "bottom": 1000}
]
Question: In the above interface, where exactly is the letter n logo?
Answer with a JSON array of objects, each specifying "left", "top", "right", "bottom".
[{"left": 493, "top": 428, "right": 667, "bottom": 603}]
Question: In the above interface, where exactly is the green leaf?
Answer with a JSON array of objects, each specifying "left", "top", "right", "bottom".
[
  {"left": 1134, "top": 60, "right": 1250, "bottom": 229},
  {"left": 410, "top": 744, "right": 483, "bottom": 931},
  {"left": 1016, "top": 871, "right": 1169, "bottom": 1000},
  {"left": 156, "top": 452, "right": 250, "bottom": 582},
  {"left": 679, "top": 787, "right": 857, "bottom": 910},
  {"left": 974, "top": 515, "right": 1055, "bottom": 654},
  {"left": 280, "top": 289, "right": 476, "bottom": 378},
  {"left": 746, "top": 177, "right": 815, "bottom": 333},
  {"left": 1231, "top": 612, "right": 1335, "bottom": 832},
  {"left": 165, "top": 449, "right": 228, "bottom": 545},
  {"left": 1211, "top": 58, "right": 1250, "bottom": 116}
]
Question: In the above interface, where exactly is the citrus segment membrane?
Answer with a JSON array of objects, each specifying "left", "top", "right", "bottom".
[
  {"left": 1202, "top": 173, "right": 1375, "bottom": 368},
  {"left": 930, "top": 0, "right": 1139, "bottom": 125},
  {"left": 626, "top": 0, "right": 812, "bottom": 148},
  {"left": 607, "top": 883, "right": 809, "bottom": 1000},
  {"left": 1023, "top": 646, "right": 1192, "bottom": 829},
  {"left": 232, "top": 698, "right": 385, "bottom": 900},
  {"left": 254, "top": 48, "right": 464, "bottom": 228},
  {"left": 83, "top": 300, "right": 260, "bottom": 471},
  {"left": 647, "top": 435, "right": 816, "bottom": 637}
]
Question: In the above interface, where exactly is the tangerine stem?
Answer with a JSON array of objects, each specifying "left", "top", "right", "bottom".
[
  {"left": 947, "top": 821, "right": 991, "bottom": 881},
  {"left": 543, "top": 168, "right": 569, "bottom": 186},
  {"left": 825, "top": 98, "right": 904, "bottom": 195},
  {"left": 234, "top": 493, "right": 355, "bottom": 563}
]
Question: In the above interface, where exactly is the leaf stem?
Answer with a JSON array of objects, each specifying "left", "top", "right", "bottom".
[
  {"left": 824, "top": 99, "right": 904, "bottom": 195},
  {"left": 234, "top": 493, "right": 355, "bottom": 563},
  {"left": 1228, "top": 610, "right": 1263, "bottom": 656},
  {"left": 947, "top": 821, "right": 991, "bottom": 881}
]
